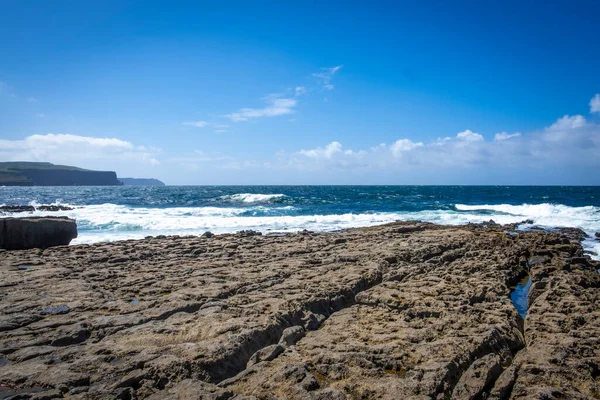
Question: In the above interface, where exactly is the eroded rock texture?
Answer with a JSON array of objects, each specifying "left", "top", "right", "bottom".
[{"left": 0, "top": 222, "right": 598, "bottom": 399}]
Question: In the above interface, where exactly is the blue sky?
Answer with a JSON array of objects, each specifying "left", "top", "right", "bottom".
[{"left": 1, "top": 0, "right": 599, "bottom": 184}]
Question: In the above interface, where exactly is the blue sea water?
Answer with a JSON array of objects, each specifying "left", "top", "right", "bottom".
[{"left": 1, "top": 186, "right": 599, "bottom": 258}]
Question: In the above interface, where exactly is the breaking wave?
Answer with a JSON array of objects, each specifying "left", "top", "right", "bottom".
[
  {"left": 2, "top": 186, "right": 599, "bottom": 262},
  {"left": 455, "top": 203, "right": 600, "bottom": 232},
  {"left": 218, "top": 193, "right": 287, "bottom": 203}
]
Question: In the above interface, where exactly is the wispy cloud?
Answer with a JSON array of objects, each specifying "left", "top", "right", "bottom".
[
  {"left": 225, "top": 96, "right": 298, "bottom": 122},
  {"left": 220, "top": 66, "right": 342, "bottom": 124},
  {"left": 182, "top": 121, "right": 230, "bottom": 131},
  {"left": 312, "top": 65, "right": 343, "bottom": 90},
  {"left": 494, "top": 132, "right": 521, "bottom": 141},
  {"left": 295, "top": 86, "right": 307, "bottom": 96},
  {"left": 27, "top": 97, "right": 38, "bottom": 102}
]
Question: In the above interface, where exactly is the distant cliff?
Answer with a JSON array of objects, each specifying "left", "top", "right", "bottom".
[
  {"left": 118, "top": 177, "right": 165, "bottom": 186},
  {"left": 0, "top": 162, "right": 122, "bottom": 186}
]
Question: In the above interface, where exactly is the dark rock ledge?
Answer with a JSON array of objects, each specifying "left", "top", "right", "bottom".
[
  {"left": 0, "top": 222, "right": 598, "bottom": 399},
  {"left": 0, "top": 217, "right": 77, "bottom": 250}
]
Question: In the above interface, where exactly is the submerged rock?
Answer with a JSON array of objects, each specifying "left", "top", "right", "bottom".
[
  {"left": 36, "top": 205, "right": 74, "bottom": 212},
  {"left": 0, "top": 205, "right": 74, "bottom": 214},
  {"left": 0, "top": 221, "right": 598, "bottom": 399},
  {"left": 0, "top": 217, "right": 77, "bottom": 250},
  {"left": 0, "top": 205, "right": 35, "bottom": 213}
]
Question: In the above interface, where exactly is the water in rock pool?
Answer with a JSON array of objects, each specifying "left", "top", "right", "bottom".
[
  {"left": 511, "top": 276, "right": 532, "bottom": 318},
  {"left": 1, "top": 185, "right": 599, "bottom": 258}
]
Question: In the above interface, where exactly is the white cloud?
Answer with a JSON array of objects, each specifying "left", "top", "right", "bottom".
[
  {"left": 28, "top": 97, "right": 38, "bottom": 102},
  {"left": 390, "top": 139, "right": 424, "bottom": 157},
  {"left": 225, "top": 96, "right": 297, "bottom": 122},
  {"left": 547, "top": 115, "right": 587, "bottom": 131},
  {"left": 295, "top": 86, "right": 307, "bottom": 96},
  {"left": 494, "top": 132, "right": 521, "bottom": 141},
  {"left": 590, "top": 94, "right": 600, "bottom": 114},
  {"left": 456, "top": 129, "right": 484, "bottom": 141},
  {"left": 277, "top": 111, "right": 600, "bottom": 174},
  {"left": 312, "top": 65, "right": 343, "bottom": 90},
  {"left": 298, "top": 141, "right": 343, "bottom": 159},
  {"left": 0, "top": 134, "right": 161, "bottom": 168}
]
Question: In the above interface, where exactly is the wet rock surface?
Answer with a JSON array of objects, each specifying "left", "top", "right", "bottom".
[
  {"left": 36, "top": 206, "right": 74, "bottom": 212},
  {"left": 0, "top": 206, "right": 36, "bottom": 214},
  {"left": 0, "top": 222, "right": 598, "bottom": 399},
  {"left": 0, "top": 217, "right": 77, "bottom": 250}
]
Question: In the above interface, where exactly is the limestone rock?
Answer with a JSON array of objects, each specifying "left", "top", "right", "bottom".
[
  {"left": 0, "top": 222, "right": 597, "bottom": 399},
  {"left": 0, "top": 217, "right": 77, "bottom": 250}
]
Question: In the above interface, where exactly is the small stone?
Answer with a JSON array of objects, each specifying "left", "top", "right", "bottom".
[
  {"left": 247, "top": 344, "right": 284, "bottom": 368},
  {"left": 278, "top": 326, "right": 305, "bottom": 347}
]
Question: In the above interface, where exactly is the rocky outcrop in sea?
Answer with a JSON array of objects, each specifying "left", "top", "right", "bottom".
[
  {"left": 0, "top": 222, "right": 598, "bottom": 399},
  {"left": 0, "top": 206, "right": 74, "bottom": 214},
  {"left": 0, "top": 217, "right": 77, "bottom": 250}
]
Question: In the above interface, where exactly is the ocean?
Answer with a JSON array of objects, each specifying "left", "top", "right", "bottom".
[{"left": 1, "top": 185, "right": 599, "bottom": 259}]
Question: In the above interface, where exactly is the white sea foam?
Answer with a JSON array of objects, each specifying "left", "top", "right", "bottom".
[
  {"left": 219, "top": 193, "right": 286, "bottom": 203},
  {"left": 455, "top": 203, "right": 600, "bottom": 233},
  {"left": 454, "top": 203, "right": 600, "bottom": 260},
  {"left": 6, "top": 201, "right": 600, "bottom": 261},
  {"left": 18, "top": 204, "right": 399, "bottom": 244}
]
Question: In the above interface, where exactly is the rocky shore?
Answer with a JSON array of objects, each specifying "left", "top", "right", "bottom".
[{"left": 0, "top": 222, "right": 598, "bottom": 399}]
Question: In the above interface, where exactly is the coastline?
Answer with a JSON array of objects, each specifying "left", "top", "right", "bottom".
[
  {"left": 1, "top": 221, "right": 599, "bottom": 398},
  {"left": 2, "top": 187, "right": 599, "bottom": 261}
]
